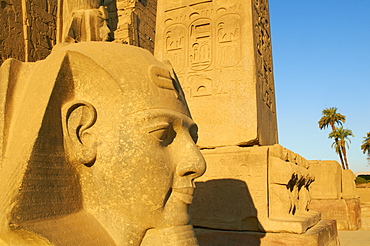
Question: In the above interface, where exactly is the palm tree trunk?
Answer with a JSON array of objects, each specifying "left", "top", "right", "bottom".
[
  {"left": 331, "top": 124, "right": 345, "bottom": 169},
  {"left": 337, "top": 141, "right": 345, "bottom": 169},
  {"left": 342, "top": 146, "right": 349, "bottom": 170}
]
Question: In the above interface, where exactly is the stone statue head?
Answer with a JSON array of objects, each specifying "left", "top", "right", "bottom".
[{"left": 0, "top": 42, "right": 206, "bottom": 245}]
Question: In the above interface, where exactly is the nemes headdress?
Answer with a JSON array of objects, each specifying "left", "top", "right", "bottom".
[{"left": 0, "top": 42, "right": 190, "bottom": 241}]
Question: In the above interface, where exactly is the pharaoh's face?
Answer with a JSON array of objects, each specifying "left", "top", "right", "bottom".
[
  {"left": 60, "top": 43, "right": 206, "bottom": 244},
  {"left": 88, "top": 73, "right": 206, "bottom": 244},
  {"left": 118, "top": 109, "right": 205, "bottom": 225}
]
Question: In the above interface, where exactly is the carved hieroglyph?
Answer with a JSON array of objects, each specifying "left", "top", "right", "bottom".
[
  {"left": 0, "top": 43, "right": 205, "bottom": 245},
  {"left": 155, "top": 0, "right": 278, "bottom": 148}
]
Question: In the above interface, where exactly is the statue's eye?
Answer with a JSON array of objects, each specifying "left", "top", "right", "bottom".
[
  {"left": 149, "top": 126, "right": 169, "bottom": 142},
  {"left": 189, "top": 124, "right": 199, "bottom": 144},
  {"left": 148, "top": 123, "right": 176, "bottom": 146}
]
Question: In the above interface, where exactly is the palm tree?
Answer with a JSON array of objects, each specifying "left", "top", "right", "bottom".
[
  {"left": 361, "top": 132, "right": 370, "bottom": 163},
  {"left": 318, "top": 107, "right": 346, "bottom": 169},
  {"left": 329, "top": 127, "right": 354, "bottom": 169}
]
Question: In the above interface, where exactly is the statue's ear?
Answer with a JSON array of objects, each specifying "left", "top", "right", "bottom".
[{"left": 62, "top": 101, "right": 97, "bottom": 167}]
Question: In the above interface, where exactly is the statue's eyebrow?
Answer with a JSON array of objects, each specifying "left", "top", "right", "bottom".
[
  {"left": 144, "top": 122, "right": 170, "bottom": 133},
  {"left": 134, "top": 110, "right": 194, "bottom": 128}
]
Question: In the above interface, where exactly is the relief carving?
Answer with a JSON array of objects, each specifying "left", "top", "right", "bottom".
[
  {"left": 259, "top": 70, "right": 274, "bottom": 110},
  {"left": 164, "top": 0, "right": 187, "bottom": 12},
  {"left": 216, "top": 14, "right": 241, "bottom": 67},
  {"left": 254, "top": 0, "right": 275, "bottom": 112},
  {"left": 189, "top": 19, "right": 212, "bottom": 71},
  {"left": 188, "top": 75, "right": 213, "bottom": 97},
  {"left": 190, "top": 0, "right": 213, "bottom": 6},
  {"left": 215, "top": 69, "right": 241, "bottom": 95},
  {"left": 165, "top": 24, "right": 187, "bottom": 72}
]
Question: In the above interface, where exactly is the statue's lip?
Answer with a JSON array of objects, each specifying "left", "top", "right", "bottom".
[
  {"left": 171, "top": 188, "right": 194, "bottom": 204},
  {"left": 172, "top": 187, "right": 194, "bottom": 195}
]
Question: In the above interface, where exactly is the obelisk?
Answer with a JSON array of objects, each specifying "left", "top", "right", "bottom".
[{"left": 155, "top": 0, "right": 278, "bottom": 148}]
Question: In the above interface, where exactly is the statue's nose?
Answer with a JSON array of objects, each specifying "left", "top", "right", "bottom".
[{"left": 173, "top": 137, "right": 206, "bottom": 187}]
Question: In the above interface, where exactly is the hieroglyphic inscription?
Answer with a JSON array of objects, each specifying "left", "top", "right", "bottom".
[
  {"left": 161, "top": 3, "right": 245, "bottom": 99},
  {"left": 188, "top": 74, "right": 212, "bottom": 97},
  {"left": 216, "top": 14, "right": 241, "bottom": 67},
  {"left": 165, "top": 24, "right": 186, "bottom": 72},
  {"left": 254, "top": 0, "right": 275, "bottom": 113},
  {"left": 189, "top": 19, "right": 212, "bottom": 71},
  {"left": 159, "top": 0, "right": 248, "bottom": 99},
  {"left": 159, "top": 0, "right": 276, "bottom": 111},
  {"left": 190, "top": 0, "right": 213, "bottom": 6},
  {"left": 215, "top": 69, "right": 241, "bottom": 95}
]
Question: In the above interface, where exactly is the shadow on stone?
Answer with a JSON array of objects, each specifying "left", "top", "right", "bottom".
[{"left": 190, "top": 179, "right": 266, "bottom": 245}]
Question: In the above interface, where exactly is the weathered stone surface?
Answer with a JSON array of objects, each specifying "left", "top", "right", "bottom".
[
  {"left": 309, "top": 199, "right": 361, "bottom": 231},
  {"left": 342, "top": 169, "right": 359, "bottom": 199},
  {"left": 360, "top": 201, "right": 370, "bottom": 230},
  {"left": 27, "top": 0, "right": 57, "bottom": 62},
  {"left": 358, "top": 187, "right": 370, "bottom": 203},
  {"left": 345, "top": 198, "right": 362, "bottom": 230},
  {"left": 308, "top": 161, "right": 361, "bottom": 230},
  {"left": 194, "top": 220, "right": 339, "bottom": 246},
  {"left": 309, "top": 160, "right": 342, "bottom": 200},
  {"left": 1, "top": 0, "right": 156, "bottom": 66},
  {"left": 189, "top": 145, "right": 319, "bottom": 234},
  {"left": 110, "top": 0, "right": 157, "bottom": 53},
  {"left": 57, "top": 0, "right": 110, "bottom": 43},
  {"left": 0, "top": 0, "right": 25, "bottom": 63},
  {"left": 0, "top": 0, "right": 57, "bottom": 65},
  {"left": 154, "top": 0, "right": 278, "bottom": 148},
  {"left": 0, "top": 42, "right": 205, "bottom": 245}
]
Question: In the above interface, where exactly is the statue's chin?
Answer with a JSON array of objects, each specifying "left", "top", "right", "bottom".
[
  {"left": 138, "top": 189, "right": 198, "bottom": 246},
  {"left": 160, "top": 189, "right": 193, "bottom": 227}
]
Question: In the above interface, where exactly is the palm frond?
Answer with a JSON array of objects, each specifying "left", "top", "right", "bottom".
[
  {"left": 318, "top": 107, "right": 346, "bottom": 130},
  {"left": 361, "top": 132, "right": 370, "bottom": 155}
]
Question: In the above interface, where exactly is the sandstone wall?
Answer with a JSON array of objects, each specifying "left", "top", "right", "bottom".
[
  {"left": 0, "top": 0, "right": 57, "bottom": 65},
  {"left": 358, "top": 187, "right": 370, "bottom": 203},
  {"left": 308, "top": 161, "right": 361, "bottom": 230},
  {"left": 1, "top": 0, "right": 156, "bottom": 65},
  {"left": 309, "top": 160, "right": 342, "bottom": 200},
  {"left": 26, "top": 0, "right": 57, "bottom": 62},
  {"left": 0, "top": 0, "right": 24, "bottom": 64},
  {"left": 109, "top": 0, "right": 156, "bottom": 53}
]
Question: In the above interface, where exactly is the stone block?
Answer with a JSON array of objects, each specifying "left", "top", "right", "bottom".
[
  {"left": 189, "top": 145, "right": 320, "bottom": 234},
  {"left": 360, "top": 202, "right": 370, "bottom": 230},
  {"left": 194, "top": 220, "right": 339, "bottom": 246},
  {"left": 357, "top": 187, "right": 370, "bottom": 203},
  {"left": 155, "top": 0, "right": 278, "bottom": 148},
  {"left": 309, "top": 198, "right": 361, "bottom": 231},
  {"left": 341, "top": 169, "right": 359, "bottom": 199},
  {"left": 308, "top": 162, "right": 361, "bottom": 230},
  {"left": 309, "top": 161, "right": 342, "bottom": 200}
]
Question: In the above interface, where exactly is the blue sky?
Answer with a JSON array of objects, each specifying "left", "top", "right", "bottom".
[{"left": 269, "top": 1, "right": 370, "bottom": 173}]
